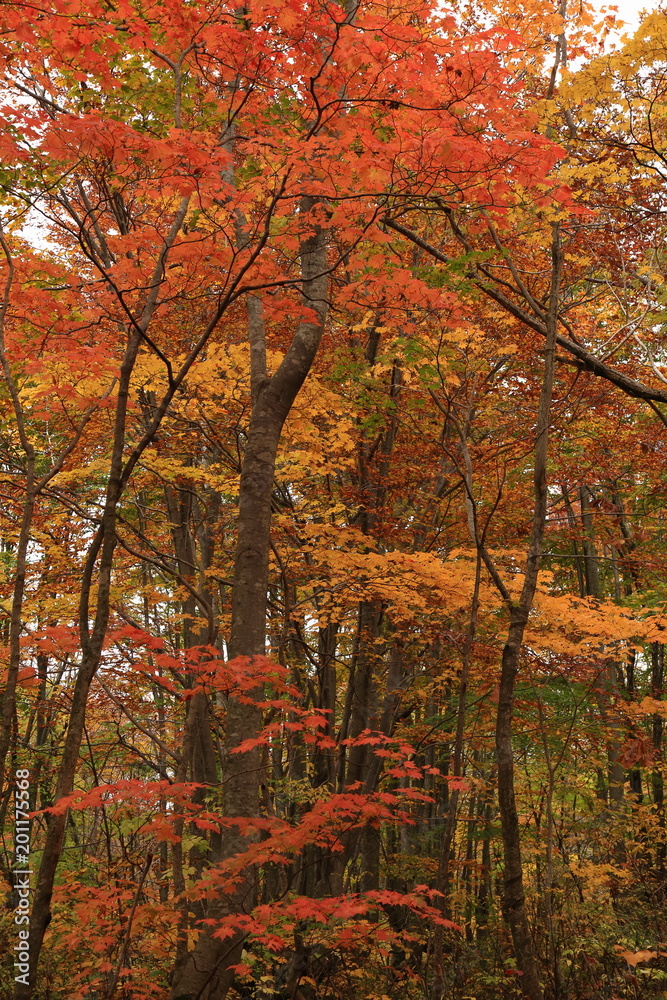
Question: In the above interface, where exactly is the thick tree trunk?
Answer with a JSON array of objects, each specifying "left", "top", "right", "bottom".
[{"left": 169, "top": 204, "right": 328, "bottom": 1000}]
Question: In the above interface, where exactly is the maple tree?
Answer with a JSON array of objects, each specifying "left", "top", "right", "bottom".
[{"left": 4, "top": 1, "right": 667, "bottom": 1000}]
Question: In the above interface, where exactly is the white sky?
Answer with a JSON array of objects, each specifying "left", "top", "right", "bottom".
[{"left": 605, "top": 0, "right": 653, "bottom": 33}]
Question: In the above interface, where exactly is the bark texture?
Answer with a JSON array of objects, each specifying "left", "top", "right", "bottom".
[{"left": 169, "top": 203, "right": 328, "bottom": 1000}]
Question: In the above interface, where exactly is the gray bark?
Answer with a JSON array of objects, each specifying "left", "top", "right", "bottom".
[{"left": 169, "top": 201, "right": 328, "bottom": 1000}]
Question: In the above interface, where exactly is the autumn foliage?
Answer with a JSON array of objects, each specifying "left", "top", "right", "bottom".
[{"left": 3, "top": 0, "right": 667, "bottom": 999}]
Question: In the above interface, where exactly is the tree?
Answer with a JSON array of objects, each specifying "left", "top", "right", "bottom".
[
  {"left": 7, "top": 2, "right": 667, "bottom": 1000},
  {"left": 0, "top": 0, "right": 569, "bottom": 997}
]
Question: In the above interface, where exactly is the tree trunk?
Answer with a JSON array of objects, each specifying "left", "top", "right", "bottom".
[
  {"left": 494, "top": 225, "right": 562, "bottom": 1000},
  {"left": 15, "top": 197, "right": 194, "bottom": 999},
  {"left": 432, "top": 556, "right": 481, "bottom": 1000},
  {"left": 497, "top": 618, "right": 544, "bottom": 1000},
  {"left": 169, "top": 203, "right": 328, "bottom": 1000}
]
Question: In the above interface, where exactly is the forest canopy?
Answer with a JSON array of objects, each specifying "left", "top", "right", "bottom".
[{"left": 2, "top": 1, "right": 667, "bottom": 998}]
